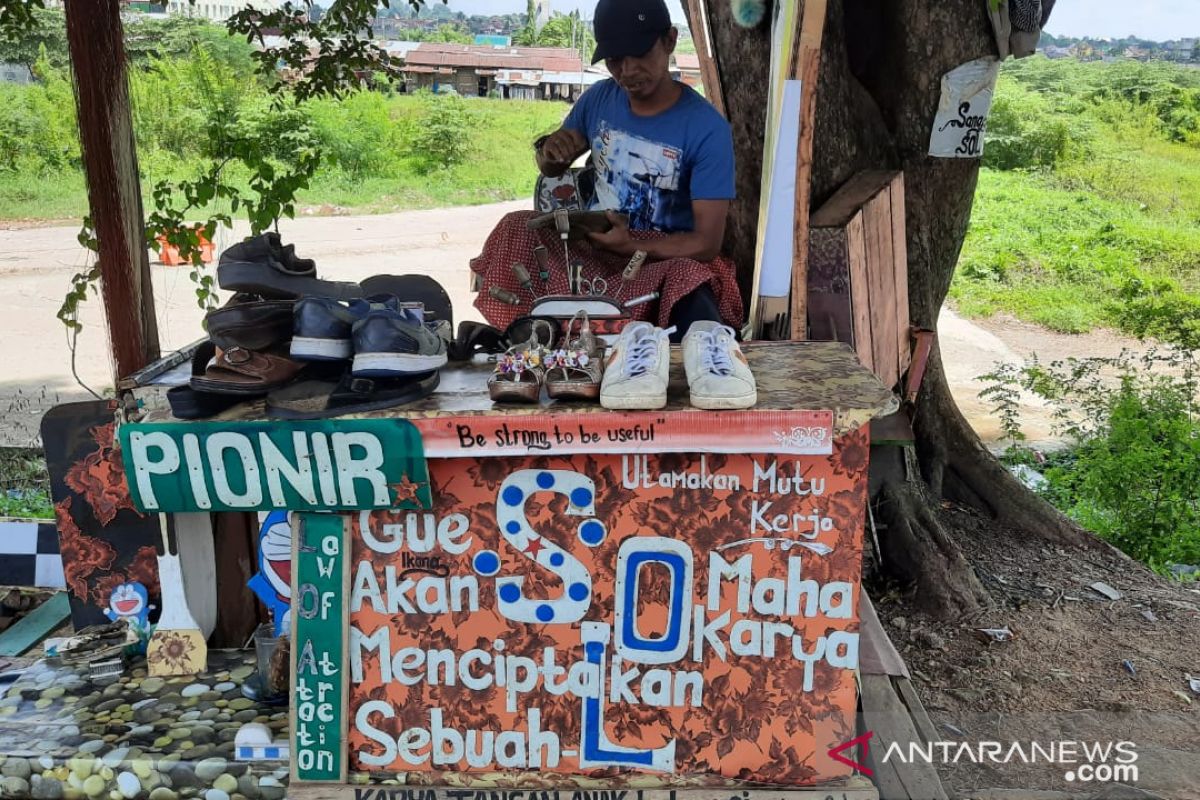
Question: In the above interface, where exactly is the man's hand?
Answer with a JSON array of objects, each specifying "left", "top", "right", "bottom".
[
  {"left": 537, "top": 128, "right": 588, "bottom": 177},
  {"left": 587, "top": 211, "right": 634, "bottom": 256}
]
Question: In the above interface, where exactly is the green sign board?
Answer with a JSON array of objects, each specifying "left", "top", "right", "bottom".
[
  {"left": 119, "top": 419, "right": 431, "bottom": 513},
  {"left": 290, "top": 513, "right": 349, "bottom": 783}
]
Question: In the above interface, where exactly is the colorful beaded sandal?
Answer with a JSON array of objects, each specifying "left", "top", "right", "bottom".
[
  {"left": 545, "top": 311, "right": 604, "bottom": 401},
  {"left": 488, "top": 319, "right": 553, "bottom": 403}
]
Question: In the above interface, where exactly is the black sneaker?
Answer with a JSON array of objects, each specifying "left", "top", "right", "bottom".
[
  {"left": 351, "top": 309, "right": 449, "bottom": 377},
  {"left": 218, "top": 233, "right": 363, "bottom": 301}
]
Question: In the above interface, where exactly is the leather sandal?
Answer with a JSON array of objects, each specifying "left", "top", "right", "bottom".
[
  {"left": 489, "top": 320, "right": 552, "bottom": 404},
  {"left": 545, "top": 311, "right": 604, "bottom": 401},
  {"left": 190, "top": 346, "right": 303, "bottom": 396},
  {"left": 167, "top": 341, "right": 246, "bottom": 419}
]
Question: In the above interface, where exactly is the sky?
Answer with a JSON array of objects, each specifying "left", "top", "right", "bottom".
[{"left": 435, "top": 0, "right": 1197, "bottom": 39}]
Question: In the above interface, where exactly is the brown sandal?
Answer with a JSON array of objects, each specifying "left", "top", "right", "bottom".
[
  {"left": 545, "top": 311, "right": 604, "bottom": 401},
  {"left": 190, "top": 346, "right": 303, "bottom": 396},
  {"left": 488, "top": 320, "right": 552, "bottom": 403}
]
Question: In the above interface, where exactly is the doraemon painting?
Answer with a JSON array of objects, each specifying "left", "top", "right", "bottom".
[
  {"left": 248, "top": 510, "right": 292, "bottom": 636},
  {"left": 104, "top": 582, "right": 153, "bottom": 634}
]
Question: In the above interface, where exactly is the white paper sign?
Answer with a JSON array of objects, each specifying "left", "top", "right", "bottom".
[
  {"left": 929, "top": 57, "right": 1001, "bottom": 158},
  {"left": 758, "top": 79, "right": 803, "bottom": 299}
]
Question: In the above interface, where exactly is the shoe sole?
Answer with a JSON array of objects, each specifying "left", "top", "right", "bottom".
[
  {"left": 600, "top": 391, "right": 667, "bottom": 410},
  {"left": 352, "top": 351, "right": 448, "bottom": 376},
  {"left": 689, "top": 389, "right": 757, "bottom": 410},
  {"left": 291, "top": 336, "right": 352, "bottom": 361},
  {"left": 218, "top": 260, "right": 364, "bottom": 301}
]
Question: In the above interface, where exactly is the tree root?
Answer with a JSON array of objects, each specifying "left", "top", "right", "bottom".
[{"left": 873, "top": 452, "right": 992, "bottom": 617}]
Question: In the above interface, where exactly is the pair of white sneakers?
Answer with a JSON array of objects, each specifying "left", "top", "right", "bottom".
[{"left": 599, "top": 320, "right": 758, "bottom": 410}]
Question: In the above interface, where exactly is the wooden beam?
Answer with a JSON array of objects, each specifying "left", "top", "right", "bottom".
[
  {"left": 683, "top": 0, "right": 725, "bottom": 117},
  {"left": 860, "top": 674, "right": 949, "bottom": 800},
  {"left": 787, "top": 0, "right": 829, "bottom": 340},
  {"left": 0, "top": 593, "right": 70, "bottom": 657},
  {"left": 64, "top": 0, "right": 159, "bottom": 382}
]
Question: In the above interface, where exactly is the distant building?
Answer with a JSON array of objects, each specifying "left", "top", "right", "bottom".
[
  {"left": 1041, "top": 44, "right": 1072, "bottom": 59},
  {"left": 0, "top": 63, "right": 33, "bottom": 85},
  {"left": 399, "top": 42, "right": 602, "bottom": 100},
  {"left": 1123, "top": 45, "right": 1152, "bottom": 61},
  {"left": 1169, "top": 38, "right": 1197, "bottom": 61},
  {"left": 672, "top": 53, "right": 701, "bottom": 87},
  {"left": 164, "top": 0, "right": 286, "bottom": 22},
  {"left": 474, "top": 34, "right": 513, "bottom": 47}
]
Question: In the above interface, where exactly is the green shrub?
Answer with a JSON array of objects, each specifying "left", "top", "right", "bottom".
[
  {"left": 0, "top": 50, "right": 78, "bottom": 174},
  {"left": 1113, "top": 278, "right": 1200, "bottom": 349},
  {"left": 984, "top": 81, "right": 1091, "bottom": 170},
  {"left": 306, "top": 91, "right": 403, "bottom": 179},
  {"left": 408, "top": 91, "right": 473, "bottom": 173},
  {"left": 981, "top": 349, "right": 1200, "bottom": 570}
]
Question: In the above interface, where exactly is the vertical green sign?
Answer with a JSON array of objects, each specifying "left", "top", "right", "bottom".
[{"left": 290, "top": 512, "right": 349, "bottom": 784}]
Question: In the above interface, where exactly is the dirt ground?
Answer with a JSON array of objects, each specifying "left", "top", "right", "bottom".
[{"left": 869, "top": 505, "right": 1200, "bottom": 799}]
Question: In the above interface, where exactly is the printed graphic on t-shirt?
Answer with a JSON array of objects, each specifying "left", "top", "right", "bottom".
[{"left": 592, "top": 122, "right": 684, "bottom": 232}]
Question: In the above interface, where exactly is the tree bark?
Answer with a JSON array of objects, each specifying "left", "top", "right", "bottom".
[
  {"left": 65, "top": 0, "right": 159, "bottom": 382},
  {"left": 703, "top": 0, "right": 1093, "bottom": 616}
]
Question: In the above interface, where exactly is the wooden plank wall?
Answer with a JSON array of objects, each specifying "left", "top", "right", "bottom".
[{"left": 806, "top": 172, "right": 910, "bottom": 390}]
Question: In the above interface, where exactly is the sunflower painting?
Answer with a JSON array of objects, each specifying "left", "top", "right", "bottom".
[
  {"left": 348, "top": 434, "right": 869, "bottom": 786},
  {"left": 147, "top": 629, "right": 205, "bottom": 676}
]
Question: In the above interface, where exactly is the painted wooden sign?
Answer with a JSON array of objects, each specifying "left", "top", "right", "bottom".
[
  {"left": 414, "top": 409, "right": 834, "bottom": 458},
  {"left": 346, "top": 432, "right": 869, "bottom": 785},
  {"left": 41, "top": 401, "right": 164, "bottom": 631},
  {"left": 119, "top": 419, "right": 431, "bottom": 513},
  {"left": 292, "top": 513, "right": 352, "bottom": 783}
]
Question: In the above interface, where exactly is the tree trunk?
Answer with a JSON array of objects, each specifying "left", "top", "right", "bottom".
[
  {"left": 65, "top": 0, "right": 159, "bottom": 382},
  {"left": 703, "top": 0, "right": 1093, "bottom": 616}
]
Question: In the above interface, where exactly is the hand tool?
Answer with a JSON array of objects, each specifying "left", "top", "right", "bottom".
[
  {"left": 511, "top": 262, "right": 536, "bottom": 301},
  {"left": 533, "top": 246, "right": 550, "bottom": 286},
  {"left": 622, "top": 250, "right": 648, "bottom": 282},
  {"left": 554, "top": 208, "right": 571, "bottom": 270},
  {"left": 488, "top": 285, "right": 521, "bottom": 306},
  {"left": 569, "top": 259, "right": 583, "bottom": 295},
  {"left": 623, "top": 291, "right": 660, "bottom": 309},
  {"left": 579, "top": 274, "right": 608, "bottom": 296}
]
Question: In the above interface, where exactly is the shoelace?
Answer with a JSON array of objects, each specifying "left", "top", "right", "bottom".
[
  {"left": 698, "top": 325, "right": 738, "bottom": 376},
  {"left": 623, "top": 324, "right": 675, "bottom": 377}
]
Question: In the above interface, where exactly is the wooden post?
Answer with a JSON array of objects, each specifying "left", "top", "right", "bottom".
[
  {"left": 683, "top": 0, "right": 725, "bottom": 117},
  {"left": 64, "top": 0, "right": 159, "bottom": 381},
  {"left": 787, "top": 0, "right": 828, "bottom": 340}
]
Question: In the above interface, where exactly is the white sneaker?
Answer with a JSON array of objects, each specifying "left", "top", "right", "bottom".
[
  {"left": 683, "top": 321, "right": 757, "bottom": 409},
  {"left": 600, "top": 322, "right": 674, "bottom": 410}
]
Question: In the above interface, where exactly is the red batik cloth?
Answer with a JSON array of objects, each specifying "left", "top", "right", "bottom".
[{"left": 470, "top": 211, "right": 744, "bottom": 331}]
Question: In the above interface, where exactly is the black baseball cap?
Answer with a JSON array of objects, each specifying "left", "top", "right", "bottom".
[{"left": 590, "top": 0, "right": 672, "bottom": 64}]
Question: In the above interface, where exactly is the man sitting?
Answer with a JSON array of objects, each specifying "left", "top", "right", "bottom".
[{"left": 470, "top": 0, "right": 742, "bottom": 341}]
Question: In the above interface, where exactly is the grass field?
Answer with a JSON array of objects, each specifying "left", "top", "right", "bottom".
[
  {"left": 0, "top": 94, "right": 566, "bottom": 222},
  {"left": 952, "top": 58, "right": 1200, "bottom": 346}
]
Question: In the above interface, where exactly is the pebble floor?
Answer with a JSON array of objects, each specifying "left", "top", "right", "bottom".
[{"left": 0, "top": 650, "right": 289, "bottom": 800}]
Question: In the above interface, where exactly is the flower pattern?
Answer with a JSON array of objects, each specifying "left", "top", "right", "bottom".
[
  {"left": 348, "top": 437, "right": 869, "bottom": 786},
  {"left": 63, "top": 423, "right": 140, "bottom": 525}
]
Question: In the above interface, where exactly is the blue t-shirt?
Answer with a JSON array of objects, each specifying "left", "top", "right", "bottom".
[{"left": 563, "top": 79, "right": 735, "bottom": 233}]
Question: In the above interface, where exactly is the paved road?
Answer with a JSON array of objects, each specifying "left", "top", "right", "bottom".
[
  {"left": 0, "top": 201, "right": 1141, "bottom": 448},
  {"left": 0, "top": 203, "right": 519, "bottom": 446}
]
